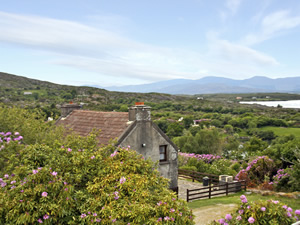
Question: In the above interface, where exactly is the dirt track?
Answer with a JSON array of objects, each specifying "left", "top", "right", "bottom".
[{"left": 178, "top": 178, "right": 238, "bottom": 225}]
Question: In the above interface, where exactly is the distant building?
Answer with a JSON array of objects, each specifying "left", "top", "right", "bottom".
[
  {"left": 236, "top": 97, "right": 243, "bottom": 100},
  {"left": 197, "top": 97, "right": 204, "bottom": 100},
  {"left": 252, "top": 97, "right": 257, "bottom": 100},
  {"left": 193, "top": 119, "right": 211, "bottom": 125},
  {"left": 266, "top": 96, "right": 270, "bottom": 99},
  {"left": 24, "top": 92, "right": 32, "bottom": 95},
  {"left": 56, "top": 103, "right": 178, "bottom": 192}
]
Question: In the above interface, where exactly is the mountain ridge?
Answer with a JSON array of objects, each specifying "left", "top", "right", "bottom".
[{"left": 104, "top": 76, "right": 300, "bottom": 94}]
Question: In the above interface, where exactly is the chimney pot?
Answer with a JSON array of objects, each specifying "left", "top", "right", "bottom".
[{"left": 129, "top": 104, "right": 151, "bottom": 121}]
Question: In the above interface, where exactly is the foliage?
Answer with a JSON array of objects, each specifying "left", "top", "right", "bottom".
[
  {"left": 0, "top": 106, "right": 65, "bottom": 145},
  {"left": 0, "top": 139, "right": 194, "bottom": 224},
  {"left": 270, "top": 147, "right": 300, "bottom": 192},
  {"left": 174, "top": 128, "right": 223, "bottom": 154},
  {"left": 178, "top": 153, "right": 236, "bottom": 176},
  {"left": 209, "top": 195, "right": 299, "bottom": 225},
  {"left": 235, "top": 156, "right": 276, "bottom": 186}
]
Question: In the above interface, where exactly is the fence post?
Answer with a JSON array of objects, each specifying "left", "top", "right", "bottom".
[
  {"left": 187, "top": 189, "right": 189, "bottom": 202},
  {"left": 209, "top": 184, "right": 211, "bottom": 199},
  {"left": 226, "top": 182, "right": 228, "bottom": 196},
  {"left": 244, "top": 180, "right": 247, "bottom": 191}
]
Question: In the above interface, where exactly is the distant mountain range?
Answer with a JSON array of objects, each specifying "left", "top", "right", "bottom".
[{"left": 102, "top": 76, "right": 300, "bottom": 95}]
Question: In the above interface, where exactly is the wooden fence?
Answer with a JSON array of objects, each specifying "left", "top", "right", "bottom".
[
  {"left": 186, "top": 180, "right": 247, "bottom": 202},
  {"left": 178, "top": 169, "right": 219, "bottom": 185}
]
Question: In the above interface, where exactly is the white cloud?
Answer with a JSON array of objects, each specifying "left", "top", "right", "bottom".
[
  {"left": 0, "top": 11, "right": 281, "bottom": 84},
  {"left": 242, "top": 10, "right": 300, "bottom": 45},
  {"left": 220, "top": 0, "right": 242, "bottom": 22},
  {"left": 262, "top": 10, "right": 300, "bottom": 35},
  {"left": 226, "top": 0, "right": 242, "bottom": 14},
  {"left": 215, "top": 39, "right": 279, "bottom": 66}
]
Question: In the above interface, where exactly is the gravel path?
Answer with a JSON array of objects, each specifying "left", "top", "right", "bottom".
[
  {"left": 192, "top": 203, "right": 238, "bottom": 225},
  {"left": 178, "top": 177, "right": 238, "bottom": 225},
  {"left": 178, "top": 177, "right": 204, "bottom": 201}
]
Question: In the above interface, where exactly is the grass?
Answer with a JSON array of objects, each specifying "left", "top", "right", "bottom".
[
  {"left": 187, "top": 191, "right": 300, "bottom": 210},
  {"left": 260, "top": 126, "right": 300, "bottom": 137}
]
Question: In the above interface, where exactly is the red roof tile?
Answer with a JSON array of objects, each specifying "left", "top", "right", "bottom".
[{"left": 56, "top": 110, "right": 129, "bottom": 145}]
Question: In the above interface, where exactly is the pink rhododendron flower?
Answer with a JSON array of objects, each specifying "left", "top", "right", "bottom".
[
  {"left": 43, "top": 214, "right": 49, "bottom": 220},
  {"left": 67, "top": 148, "right": 72, "bottom": 152},
  {"left": 42, "top": 192, "right": 48, "bottom": 197},
  {"left": 248, "top": 217, "right": 255, "bottom": 223},
  {"left": 236, "top": 216, "right": 242, "bottom": 221},
  {"left": 170, "top": 208, "right": 175, "bottom": 213},
  {"left": 295, "top": 210, "right": 300, "bottom": 215},
  {"left": 261, "top": 207, "right": 266, "bottom": 211},
  {"left": 120, "top": 176, "right": 126, "bottom": 184},
  {"left": 225, "top": 214, "right": 232, "bottom": 220},
  {"left": 91, "top": 155, "right": 95, "bottom": 159},
  {"left": 38, "top": 218, "right": 43, "bottom": 223},
  {"left": 218, "top": 218, "right": 225, "bottom": 224},
  {"left": 51, "top": 171, "right": 57, "bottom": 176},
  {"left": 33, "top": 169, "right": 38, "bottom": 174},
  {"left": 110, "top": 151, "right": 118, "bottom": 157},
  {"left": 164, "top": 216, "right": 170, "bottom": 221},
  {"left": 81, "top": 214, "right": 86, "bottom": 218}
]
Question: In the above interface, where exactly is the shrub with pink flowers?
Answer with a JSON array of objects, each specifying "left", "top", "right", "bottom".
[
  {"left": 0, "top": 135, "right": 194, "bottom": 224},
  {"left": 235, "top": 156, "right": 276, "bottom": 186},
  {"left": 179, "top": 153, "right": 237, "bottom": 176},
  {"left": 209, "top": 195, "right": 299, "bottom": 225}
]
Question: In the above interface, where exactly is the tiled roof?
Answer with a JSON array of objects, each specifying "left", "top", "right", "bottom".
[{"left": 56, "top": 110, "right": 130, "bottom": 145}]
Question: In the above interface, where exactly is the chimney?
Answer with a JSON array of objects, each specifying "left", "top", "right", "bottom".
[
  {"left": 61, "top": 103, "right": 81, "bottom": 117},
  {"left": 129, "top": 102, "right": 151, "bottom": 121}
]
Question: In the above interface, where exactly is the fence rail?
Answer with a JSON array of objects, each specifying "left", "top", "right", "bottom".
[
  {"left": 186, "top": 180, "right": 247, "bottom": 202},
  {"left": 178, "top": 169, "right": 219, "bottom": 184}
]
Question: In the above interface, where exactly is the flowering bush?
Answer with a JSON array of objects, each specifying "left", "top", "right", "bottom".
[
  {"left": 0, "top": 138, "right": 194, "bottom": 224},
  {"left": 179, "top": 153, "right": 236, "bottom": 176},
  {"left": 0, "top": 131, "right": 24, "bottom": 173},
  {"left": 179, "top": 153, "right": 222, "bottom": 164},
  {"left": 209, "top": 195, "right": 299, "bottom": 225},
  {"left": 235, "top": 156, "right": 276, "bottom": 187}
]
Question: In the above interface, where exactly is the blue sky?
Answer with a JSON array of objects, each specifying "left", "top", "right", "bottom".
[{"left": 0, "top": 0, "right": 300, "bottom": 86}]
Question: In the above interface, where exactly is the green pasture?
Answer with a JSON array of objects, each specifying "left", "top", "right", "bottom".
[
  {"left": 187, "top": 191, "right": 300, "bottom": 210},
  {"left": 260, "top": 126, "right": 300, "bottom": 137}
]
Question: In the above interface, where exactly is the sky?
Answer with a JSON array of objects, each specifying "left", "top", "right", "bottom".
[{"left": 0, "top": 0, "right": 300, "bottom": 87}]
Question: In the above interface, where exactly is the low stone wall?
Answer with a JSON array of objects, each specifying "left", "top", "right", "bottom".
[{"left": 247, "top": 188, "right": 300, "bottom": 199}]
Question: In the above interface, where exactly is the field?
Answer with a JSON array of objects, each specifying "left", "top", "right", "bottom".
[
  {"left": 260, "top": 126, "right": 300, "bottom": 137},
  {"left": 188, "top": 191, "right": 300, "bottom": 210}
]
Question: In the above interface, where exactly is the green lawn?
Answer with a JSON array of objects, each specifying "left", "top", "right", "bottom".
[
  {"left": 260, "top": 126, "right": 300, "bottom": 137},
  {"left": 187, "top": 191, "right": 300, "bottom": 210}
]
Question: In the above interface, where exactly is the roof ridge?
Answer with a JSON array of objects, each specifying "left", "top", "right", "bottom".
[{"left": 73, "top": 110, "right": 128, "bottom": 114}]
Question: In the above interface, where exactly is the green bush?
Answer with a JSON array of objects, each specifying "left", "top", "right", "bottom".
[
  {"left": 209, "top": 195, "right": 299, "bottom": 225},
  {"left": 0, "top": 140, "right": 195, "bottom": 224},
  {"left": 179, "top": 165, "right": 197, "bottom": 172}
]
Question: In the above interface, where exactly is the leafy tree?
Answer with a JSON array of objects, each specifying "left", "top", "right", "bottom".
[
  {"left": 166, "top": 122, "right": 184, "bottom": 138},
  {"left": 183, "top": 116, "right": 194, "bottom": 129}
]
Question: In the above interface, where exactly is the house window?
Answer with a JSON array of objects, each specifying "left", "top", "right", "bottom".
[{"left": 159, "top": 145, "right": 167, "bottom": 162}]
